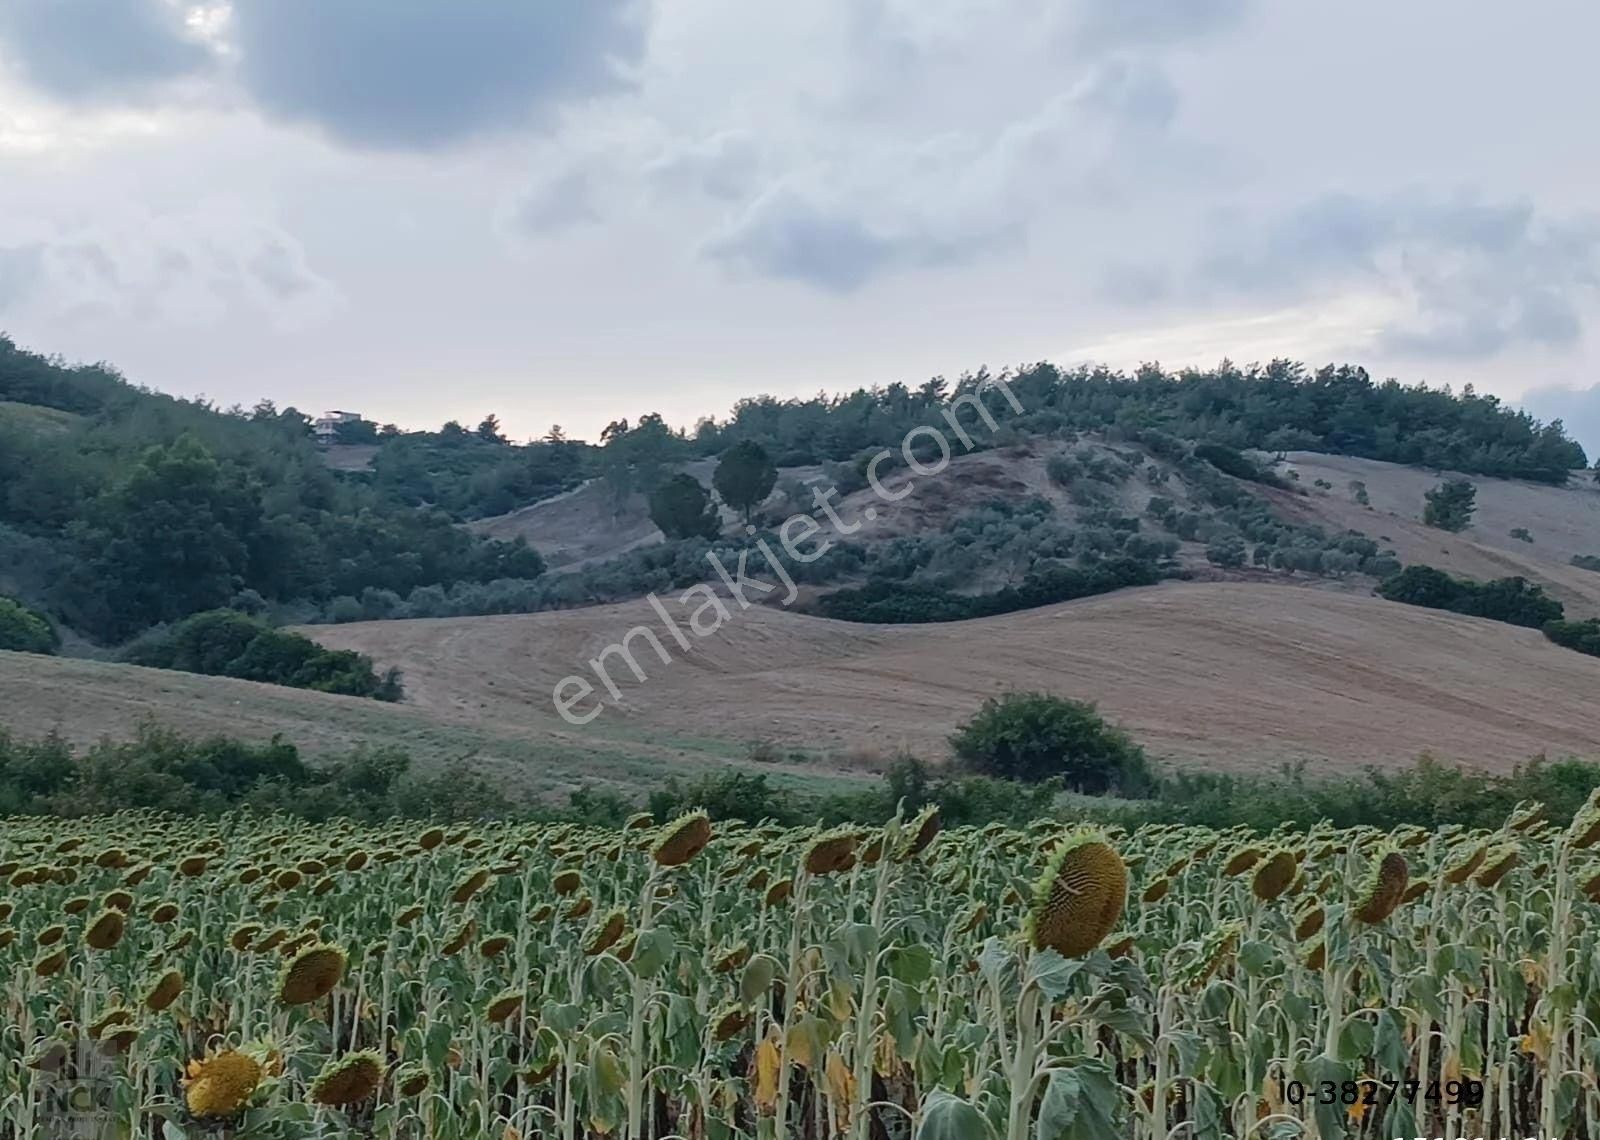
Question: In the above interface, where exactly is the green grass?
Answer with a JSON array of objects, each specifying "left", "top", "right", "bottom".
[{"left": 0, "top": 401, "right": 80, "bottom": 434}]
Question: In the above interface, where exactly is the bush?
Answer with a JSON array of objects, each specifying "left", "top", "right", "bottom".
[
  {"left": 1572, "top": 554, "right": 1600, "bottom": 573},
  {"left": 1545, "top": 618, "right": 1600, "bottom": 658},
  {"left": 1423, "top": 478, "right": 1476, "bottom": 532},
  {"left": 0, "top": 595, "right": 57, "bottom": 654},
  {"left": 815, "top": 556, "right": 1162, "bottom": 623},
  {"left": 1376, "top": 565, "right": 1564, "bottom": 629},
  {"left": 1193, "top": 443, "right": 1284, "bottom": 487},
  {"left": 123, "top": 609, "right": 402, "bottom": 700},
  {"left": 948, "top": 692, "right": 1153, "bottom": 794}
]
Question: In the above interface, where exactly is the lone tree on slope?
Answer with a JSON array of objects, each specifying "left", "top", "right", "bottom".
[{"left": 713, "top": 440, "right": 777, "bottom": 523}]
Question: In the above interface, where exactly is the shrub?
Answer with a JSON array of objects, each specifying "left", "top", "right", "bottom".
[
  {"left": 1423, "top": 478, "right": 1476, "bottom": 532},
  {"left": 1544, "top": 619, "right": 1600, "bottom": 658},
  {"left": 1571, "top": 554, "right": 1600, "bottom": 573},
  {"left": 1193, "top": 443, "right": 1283, "bottom": 487},
  {"left": 123, "top": 609, "right": 401, "bottom": 700},
  {"left": 1510, "top": 527, "right": 1534, "bottom": 543},
  {"left": 0, "top": 595, "right": 57, "bottom": 654},
  {"left": 649, "top": 473, "right": 721, "bottom": 540},
  {"left": 948, "top": 692, "right": 1153, "bottom": 794},
  {"left": 1045, "top": 453, "right": 1081, "bottom": 486},
  {"left": 1377, "top": 565, "right": 1564, "bottom": 629}
]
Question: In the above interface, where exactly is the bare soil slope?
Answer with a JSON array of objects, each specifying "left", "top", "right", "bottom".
[
  {"left": 1269, "top": 453, "right": 1600, "bottom": 615},
  {"left": 306, "top": 582, "right": 1600, "bottom": 775}
]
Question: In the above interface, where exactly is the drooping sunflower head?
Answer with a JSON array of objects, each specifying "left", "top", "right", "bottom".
[
  {"left": 712, "top": 1005, "right": 750, "bottom": 1042},
  {"left": 275, "top": 943, "right": 347, "bottom": 1006},
  {"left": 1024, "top": 830, "right": 1127, "bottom": 959},
  {"left": 450, "top": 868, "right": 490, "bottom": 905},
  {"left": 145, "top": 969, "right": 184, "bottom": 1012},
  {"left": 1352, "top": 849, "right": 1409, "bottom": 924},
  {"left": 184, "top": 1049, "right": 263, "bottom": 1119},
  {"left": 1293, "top": 902, "right": 1325, "bottom": 942},
  {"left": 1222, "top": 847, "right": 1263, "bottom": 876},
  {"left": 1507, "top": 801, "right": 1545, "bottom": 832},
  {"left": 802, "top": 828, "right": 862, "bottom": 877},
  {"left": 1442, "top": 842, "right": 1488, "bottom": 886},
  {"left": 309, "top": 1050, "right": 385, "bottom": 1107},
  {"left": 484, "top": 988, "right": 523, "bottom": 1024},
  {"left": 1302, "top": 936, "right": 1327, "bottom": 972},
  {"left": 1569, "top": 791, "right": 1600, "bottom": 849},
  {"left": 650, "top": 812, "right": 713, "bottom": 868},
  {"left": 552, "top": 869, "right": 582, "bottom": 897},
  {"left": 88, "top": 1007, "right": 135, "bottom": 1040},
  {"left": 1251, "top": 850, "right": 1298, "bottom": 902},
  {"left": 1141, "top": 877, "right": 1170, "bottom": 904},
  {"left": 151, "top": 902, "right": 179, "bottom": 925},
  {"left": 898, "top": 806, "right": 942, "bottom": 862},
  {"left": 584, "top": 909, "right": 627, "bottom": 957},
  {"left": 85, "top": 908, "right": 127, "bottom": 951},
  {"left": 1475, "top": 845, "right": 1521, "bottom": 889}
]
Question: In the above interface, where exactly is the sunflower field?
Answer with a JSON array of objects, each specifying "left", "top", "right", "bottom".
[{"left": 2, "top": 796, "right": 1599, "bottom": 1139}]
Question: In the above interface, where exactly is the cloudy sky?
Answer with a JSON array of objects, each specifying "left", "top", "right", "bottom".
[{"left": 1, "top": 0, "right": 1597, "bottom": 452}]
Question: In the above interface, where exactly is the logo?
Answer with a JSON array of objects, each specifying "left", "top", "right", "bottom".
[{"left": 34, "top": 1039, "right": 120, "bottom": 1140}]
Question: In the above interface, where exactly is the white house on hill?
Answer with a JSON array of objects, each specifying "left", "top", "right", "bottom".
[{"left": 314, "top": 410, "right": 362, "bottom": 443}]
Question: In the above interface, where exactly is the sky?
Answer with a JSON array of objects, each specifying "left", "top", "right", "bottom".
[{"left": 0, "top": 0, "right": 1597, "bottom": 454}]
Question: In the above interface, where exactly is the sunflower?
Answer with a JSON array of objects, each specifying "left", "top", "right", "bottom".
[
  {"left": 1302, "top": 936, "right": 1327, "bottom": 971},
  {"left": 712, "top": 1006, "right": 750, "bottom": 1042},
  {"left": 1222, "top": 847, "right": 1263, "bottom": 876},
  {"left": 394, "top": 904, "right": 424, "bottom": 927},
  {"left": 1352, "top": 850, "right": 1409, "bottom": 924},
  {"left": 551, "top": 869, "right": 582, "bottom": 896},
  {"left": 85, "top": 908, "right": 126, "bottom": 951},
  {"left": 395, "top": 1064, "right": 430, "bottom": 1097},
  {"left": 764, "top": 880, "right": 793, "bottom": 907},
  {"left": 151, "top": 902, "right": 180, "bottom": 925},
  {"left": 309, "top": 1051, "right": 385, "bottom": 1107},
  {"left": 484, "top": 989, "right": 523, "bottom": 1024},
  {"left": 1025, "top": 831, "right": 1127, "bottom": 958},
  {"left": 88, "top": 1007, "right": 135, "bottom": 1040},
  {"left": 1141, "top": 877, "right": 1170, "bottom": 904},
  {"left": 899, "top": 806, "right": 942, "bottom": 861},
  {"left": 803, "top": 829, "right": 862, "bottom": 877},
  {"left": 34, "top": 948, "right": 68, "bottom": 977},
  {"left": 479, "top": 935, "right": 512, "bottom": 958},
  {"left": 442, "top": 920, "right": 477, "bottom": 956},
  {"left": 1251, "top": 850, "right": 1297, "bottom": 902},
  {"left": 184, "top": 1049, "right": 263, "bottom": 1119},
  {"left": 585, "top": 909, "right": 627, "bottom": 957},
  {"left": 417, "top": 827, "right": 446, "bottom": 852},
  {"left": 450, "top": 868, "right": 490, "bottom": 905},
  {"left": 177, "top": 855, "right": 208, "bottom": 877},
  {"left": 1476, "top": 846, "right": 1520, "bottom": 889},
  {"left": 651, "top": 812, "right": 713, "bottom": 868},
  {"left": 276, "top": 944, "right": 347, "bottom": 1006},
  {"left": 1294, "top": 903, "right": 1325, "bottom": 942},
  {"left": 145, "top": 969, "right": 184, "bottom": 1012},
  {"left": 63, "top": 896, "right": 90, "bottom": 916}
]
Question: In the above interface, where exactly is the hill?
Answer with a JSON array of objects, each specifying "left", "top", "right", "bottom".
[
  {"left": 303, "top": 582, "right": 1600, "bottom": 776},
  {"left": 1268, "top": 452, "right": 1600, "bottom": 615}
]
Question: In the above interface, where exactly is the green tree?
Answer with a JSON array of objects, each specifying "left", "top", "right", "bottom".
[
  {"left": 1423, "top": 478, "right": 1477, "bottom": 532},
  {"left": 476, "top": 414, "right": 506, "bottom": 444},
  {"left": 713, "top": 439, "right": 778, "bottom": 523},
  {"left": 948, "top": 691, "right": 1152, "bottom": 794},
  {"left": 648, "top": 473, "right": 721, "bottom": 540},
  {"left": 0, "top": 595, "right": 56, "bottom": 654}
]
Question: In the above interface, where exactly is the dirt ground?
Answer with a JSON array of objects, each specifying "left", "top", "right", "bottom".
[{"left": 304, "top": 580, "right": 1600, "bottom": 776}]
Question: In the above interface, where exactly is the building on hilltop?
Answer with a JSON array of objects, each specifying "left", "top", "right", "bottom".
[{"left": 313, "top": 410, "right": 363, "bottom": 444}]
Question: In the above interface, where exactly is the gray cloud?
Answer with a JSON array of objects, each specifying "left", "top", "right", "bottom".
[
  {"left": 1193, "top": 192, "right": 1600, "bottom": 359},
  {"left": 512, "top": 169, "right": 602, "bottom": 234},
  {"left": 228, "top": 0, "right": 647, "bottom": 150},
  {"left": 0, "top": 0, "right": 208, "bottom": 101},
  {"left": 1070, "top": 0, "right": 1249, "bottom": 52},
  {"left": 644, "top": 129, "right": 763, "bottom": 202},
  {"left": 703, "top": 189, "right": 909, "bottom": 293},
  {"left": 0, "top": 244, "right": 44, "bottom": 311},
  {"left": 1520, "top": 384, "right": 1600, "bottom": 462},
  {"left": 1069, "top": 57, "right": 1180, "bottom": 128}
]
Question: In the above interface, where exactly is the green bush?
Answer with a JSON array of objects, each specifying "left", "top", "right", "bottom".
[
  {"left": 1376, "top": 565, "right": 1564, "bottom": 629},
  {"left": 0, "top": 595, "right": 57, "bottom": 654},
  {"left": 124, "top": 609, "right": 401, "bottom": 700},
  {"left": 948, "top": 691, "right": 1153, "bottom": 794},
  {"left": 1545, "top": 618, "right": 1600, "bottom": 658},
  {"left": 1423, "top": 478, "right": 1477, "bottom": 531}
]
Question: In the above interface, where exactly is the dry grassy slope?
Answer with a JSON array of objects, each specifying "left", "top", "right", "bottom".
[
  {"left": 1269, "top": 453, "right": 1600, "bottom": 616},
  {"left": 305, "top": 582, "right": 1600, "bottom": 775},
  {"left": 0, "top": 650, "right": 852, "bottom": 798}
]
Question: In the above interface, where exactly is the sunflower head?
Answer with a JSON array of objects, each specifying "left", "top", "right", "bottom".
[
  {"left": 1352, "top": 849, "right": 1409, "bottom": 924},
  {"left": 898, "top": 806, "right": 942, "bottom": 861},
  {"left": 184, "top": 1049, "right": 263, "bottom": 1119},
  {"left": 1294, "top": 903, "right": 1325, "bottom": 942},
  {"left": 1476, "top": 845, "right": 1520, "bottom": 889},
  {"left": 1024, "top": 830, "right": 1127, "bottom": 959},
  {"left": 85, "top": 908, "right": 127, "bottom": 951},
  {"left": 802, "top": 829, "right": 863, "bottom": 877},
  {"left": 450, "top": 868, "right": 490, "bottom": 905},
  {"left": 650, "top": 812, "right": 713, "bottom": 868},
  {"left": 484, "top": 988, "right": 523, "bottom": 1024},
  {"left": 585, "top": 909, "right": 627, "bottom": 957},
  {"left": 1141, "top": 877, "right": 1171, "bottom": 904},
  {"left": 552, "top": 869, "right": 582, "bottom": 896},
  {"left": 145, "top": 969, "right": 184, "bottom": 1012},
  {"left": 1442, "top": 842, "right": 1487, "bottom": 886},
  {"left": 395, "top": 1064, "right": 430, "bottom": 1097},
  {"left": 712, "top": 1006, "right": 750, "bottom": 1042},
  {"left": 1251, "top": 850, "right": 1297, "bottom": 902},
  {"left": 1302, "top": 936, "right": 1327, "bottom": 972},
  {"left": 309, "top": 1051, "right": 385, "bottom": 1107},
  {"left": 276, "top": 943, "right": 347, "bottom": 1006}
]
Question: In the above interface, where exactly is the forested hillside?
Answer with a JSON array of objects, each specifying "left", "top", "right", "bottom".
[
  {"left": 1, "top": 334, "right": 1594, "bottom": 654},
  {"left": 0, "top": 336, "right": 544, "bottom": 644}
]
